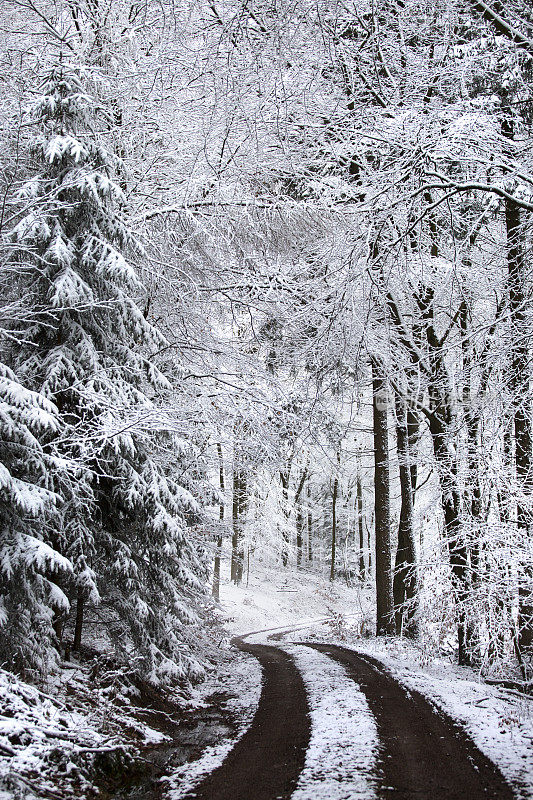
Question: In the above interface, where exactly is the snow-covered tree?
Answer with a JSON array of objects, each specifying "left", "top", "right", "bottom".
[
  {"left": 0, "top": 362, "right": 71, "bottom": 675},
  {"left": 6, "top": 63, "right": 209, "bottom": 683}
]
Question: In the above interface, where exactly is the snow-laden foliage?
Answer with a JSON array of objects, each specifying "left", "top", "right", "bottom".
[
  {"left": 1, "top": 0, "right": 533, "bottom": 687},
  {"left": 0, "top": 362, "right": 69, "bottom": 675},
  {"left": 5, "top": 65, "right": 210, "bottom": 683}
]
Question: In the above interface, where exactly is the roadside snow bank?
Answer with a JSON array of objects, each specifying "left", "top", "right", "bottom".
[
  {"left": 0, "top": 658, "right": 175, "bottom": 800},
  {"left": 0, "top": 666, "right": 104, "bottom": 799}
]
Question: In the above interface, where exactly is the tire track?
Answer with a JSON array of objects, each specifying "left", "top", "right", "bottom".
[
  {"left": 181, "top": 640, "right": 310, "bottom": 800},
  {"left": 303, "top": 643, "right": 516, "bottom": 800}
]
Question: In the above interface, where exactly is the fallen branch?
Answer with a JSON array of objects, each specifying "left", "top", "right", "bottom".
[{"left": 10, "top": 773, "right": 65, "bottom": 800}]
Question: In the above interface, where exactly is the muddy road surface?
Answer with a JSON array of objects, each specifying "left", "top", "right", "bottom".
[
  {"left": 179, "top": 639, "right": 517, "bottom": 800},
  {"left": 181, "top": 640, "right": 310, "bottom": 800},
  {"left": 306, "top": 643, "right": 515, "bottom": 800}
]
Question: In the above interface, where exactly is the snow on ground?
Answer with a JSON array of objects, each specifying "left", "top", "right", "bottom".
[
  {"left": 285, "top": 644, "right": 378, "bottom": 800},
  {"left": 218, "top": 559, "right": 370, "bottom": 636},
  {"left": 0, "top": 658, "right": 169, "bottom": 800}
]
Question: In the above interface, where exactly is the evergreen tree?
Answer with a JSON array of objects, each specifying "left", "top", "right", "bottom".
[
  {"left": 0, "top": 362, "right": 71, "bottom": 675},
  {"left": 8, "top": 63, "right": 209, "bottom": 684}
]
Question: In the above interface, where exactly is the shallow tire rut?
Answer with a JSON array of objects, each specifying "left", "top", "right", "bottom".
[
  {"left": 181, "top": 641, "right": 310, "bottom": 800},
  {"left": 304, "top": 642, "right": 516, "bottom": 800}
]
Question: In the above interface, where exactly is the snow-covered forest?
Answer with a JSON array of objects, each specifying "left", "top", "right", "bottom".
[{"left": 1, "top": 0, "right": 533, "bottom": 795}]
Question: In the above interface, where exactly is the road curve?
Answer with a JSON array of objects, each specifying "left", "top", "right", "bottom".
[
  {"left": 181, "top": 639, "right": 310, "bottom": 800},
  {"left": 304, "top": 642, "right": 516, "bottom": 800}
]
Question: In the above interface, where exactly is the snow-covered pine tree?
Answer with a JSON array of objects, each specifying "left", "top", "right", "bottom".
[
  {"left": 0, "top": 362, "right": 71, "bottom": 675},
  {"left": 8, "top": 63, "right": 209, "bottom": 684}
]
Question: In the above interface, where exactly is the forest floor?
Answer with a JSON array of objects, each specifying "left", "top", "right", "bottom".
[{"left": 1, "top": 563, "right": 532, "bottom": 800}]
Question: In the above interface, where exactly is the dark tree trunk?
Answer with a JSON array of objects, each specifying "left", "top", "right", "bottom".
[
  {"left": 73, "top": 588, "right": 84, "bottom": 651},
  {"left": 53, "top": 612, "right": 64, "bottom": 647},
  {"left": 212, "top": 442, "right": 225, "bottom": 602},
  {"left": 231, "top": 467, "right": 247, "bottom": 585},
  {"left": 294, "top": 466, "right": 308, "bottom": 569},
  {"left": 357, "top": 475, "right": 366, "bottom": 580},
  {"left": 427, "top": 399, "right": 469, "bottom": 664},
  {"left": 307, "top": 480, "right": 313, "bottom": 563},
  {"left": 280, "top": 468, "right": 291, "bottom": 567},
  {"left": 393, "top": 392, "right": 419, "bottom": 637},
  {"left": 372, "top": 360, "right": 395, "bottom": 635},
  {"left": 407, "top": 409, "right": 419, "bottom": 497},
  {"left": 330, "top": 474, "right": 338, "bottom": 582},
  {"left": 296, "top": 505, "right": 304, "bottom": 568}
]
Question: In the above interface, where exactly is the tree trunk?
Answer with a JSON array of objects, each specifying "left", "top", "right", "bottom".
[
  {"left": 294, "top": 466, "right": 308, "bottom": 569},
  {"left": 296, "top": 503, "right": 304, "bottom": 568},
  {"left": 372, "top": 360, "right": 395, "bottom": 635},
  {"left": 53, "top": 614, "right": 64, "bottom": 647},
  {"left": 212, "top": 442, "right": 225, "bottom": 602},
  {"left": 356, "top": 475, "right": 365, "bottom": 580},
  {"left": 393, "top": 391, "right": 418, "bottom": 637},
  {"left": 330, "top": 473, "right": 338, "bottom": 582},
  {"left": 73, "top": 588, "right": 84, "bottom": 651},
  {"left": 231, "top": 466, "right": 247, "bottom": 585},
  {"left": 280, "top": 468, "right": 291, "bottom": 567},
  {"left": 307, "top": 480, "right": 313, "bottom": 563},
  {"left": 426, "top": 398, "right": 470, "bottom": 663},
  {"left": 407, "top": 408, "right": 419, "bottom": 498}
]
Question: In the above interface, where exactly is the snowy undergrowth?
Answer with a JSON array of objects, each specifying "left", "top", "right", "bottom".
[
  {"left": 0, "top": 666, "right": 100, "bottom": 800},
  {"left": 284, "top": 644, "right": 378, "bottom": 800},
  {"left": 0, "top": 659, "right": 168, "bottom": 800}
]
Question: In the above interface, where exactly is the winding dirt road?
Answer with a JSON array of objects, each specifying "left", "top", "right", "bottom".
[
  {"left": 307, "top": 642, "right": 515, "bottom": 800},
  {"left": 183, "top": 638, "right": 517, "bottom": 800},
  {"left": 182, "top": 640, "right": 310, "bottom": 800}
]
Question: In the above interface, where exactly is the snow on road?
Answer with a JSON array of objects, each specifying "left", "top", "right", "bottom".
[
  {"left": 285, "top": 644, "right": 378, "bottom": 800},
  {"left": 170, "top": 634, "right": 379, "bottom": 800}
]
